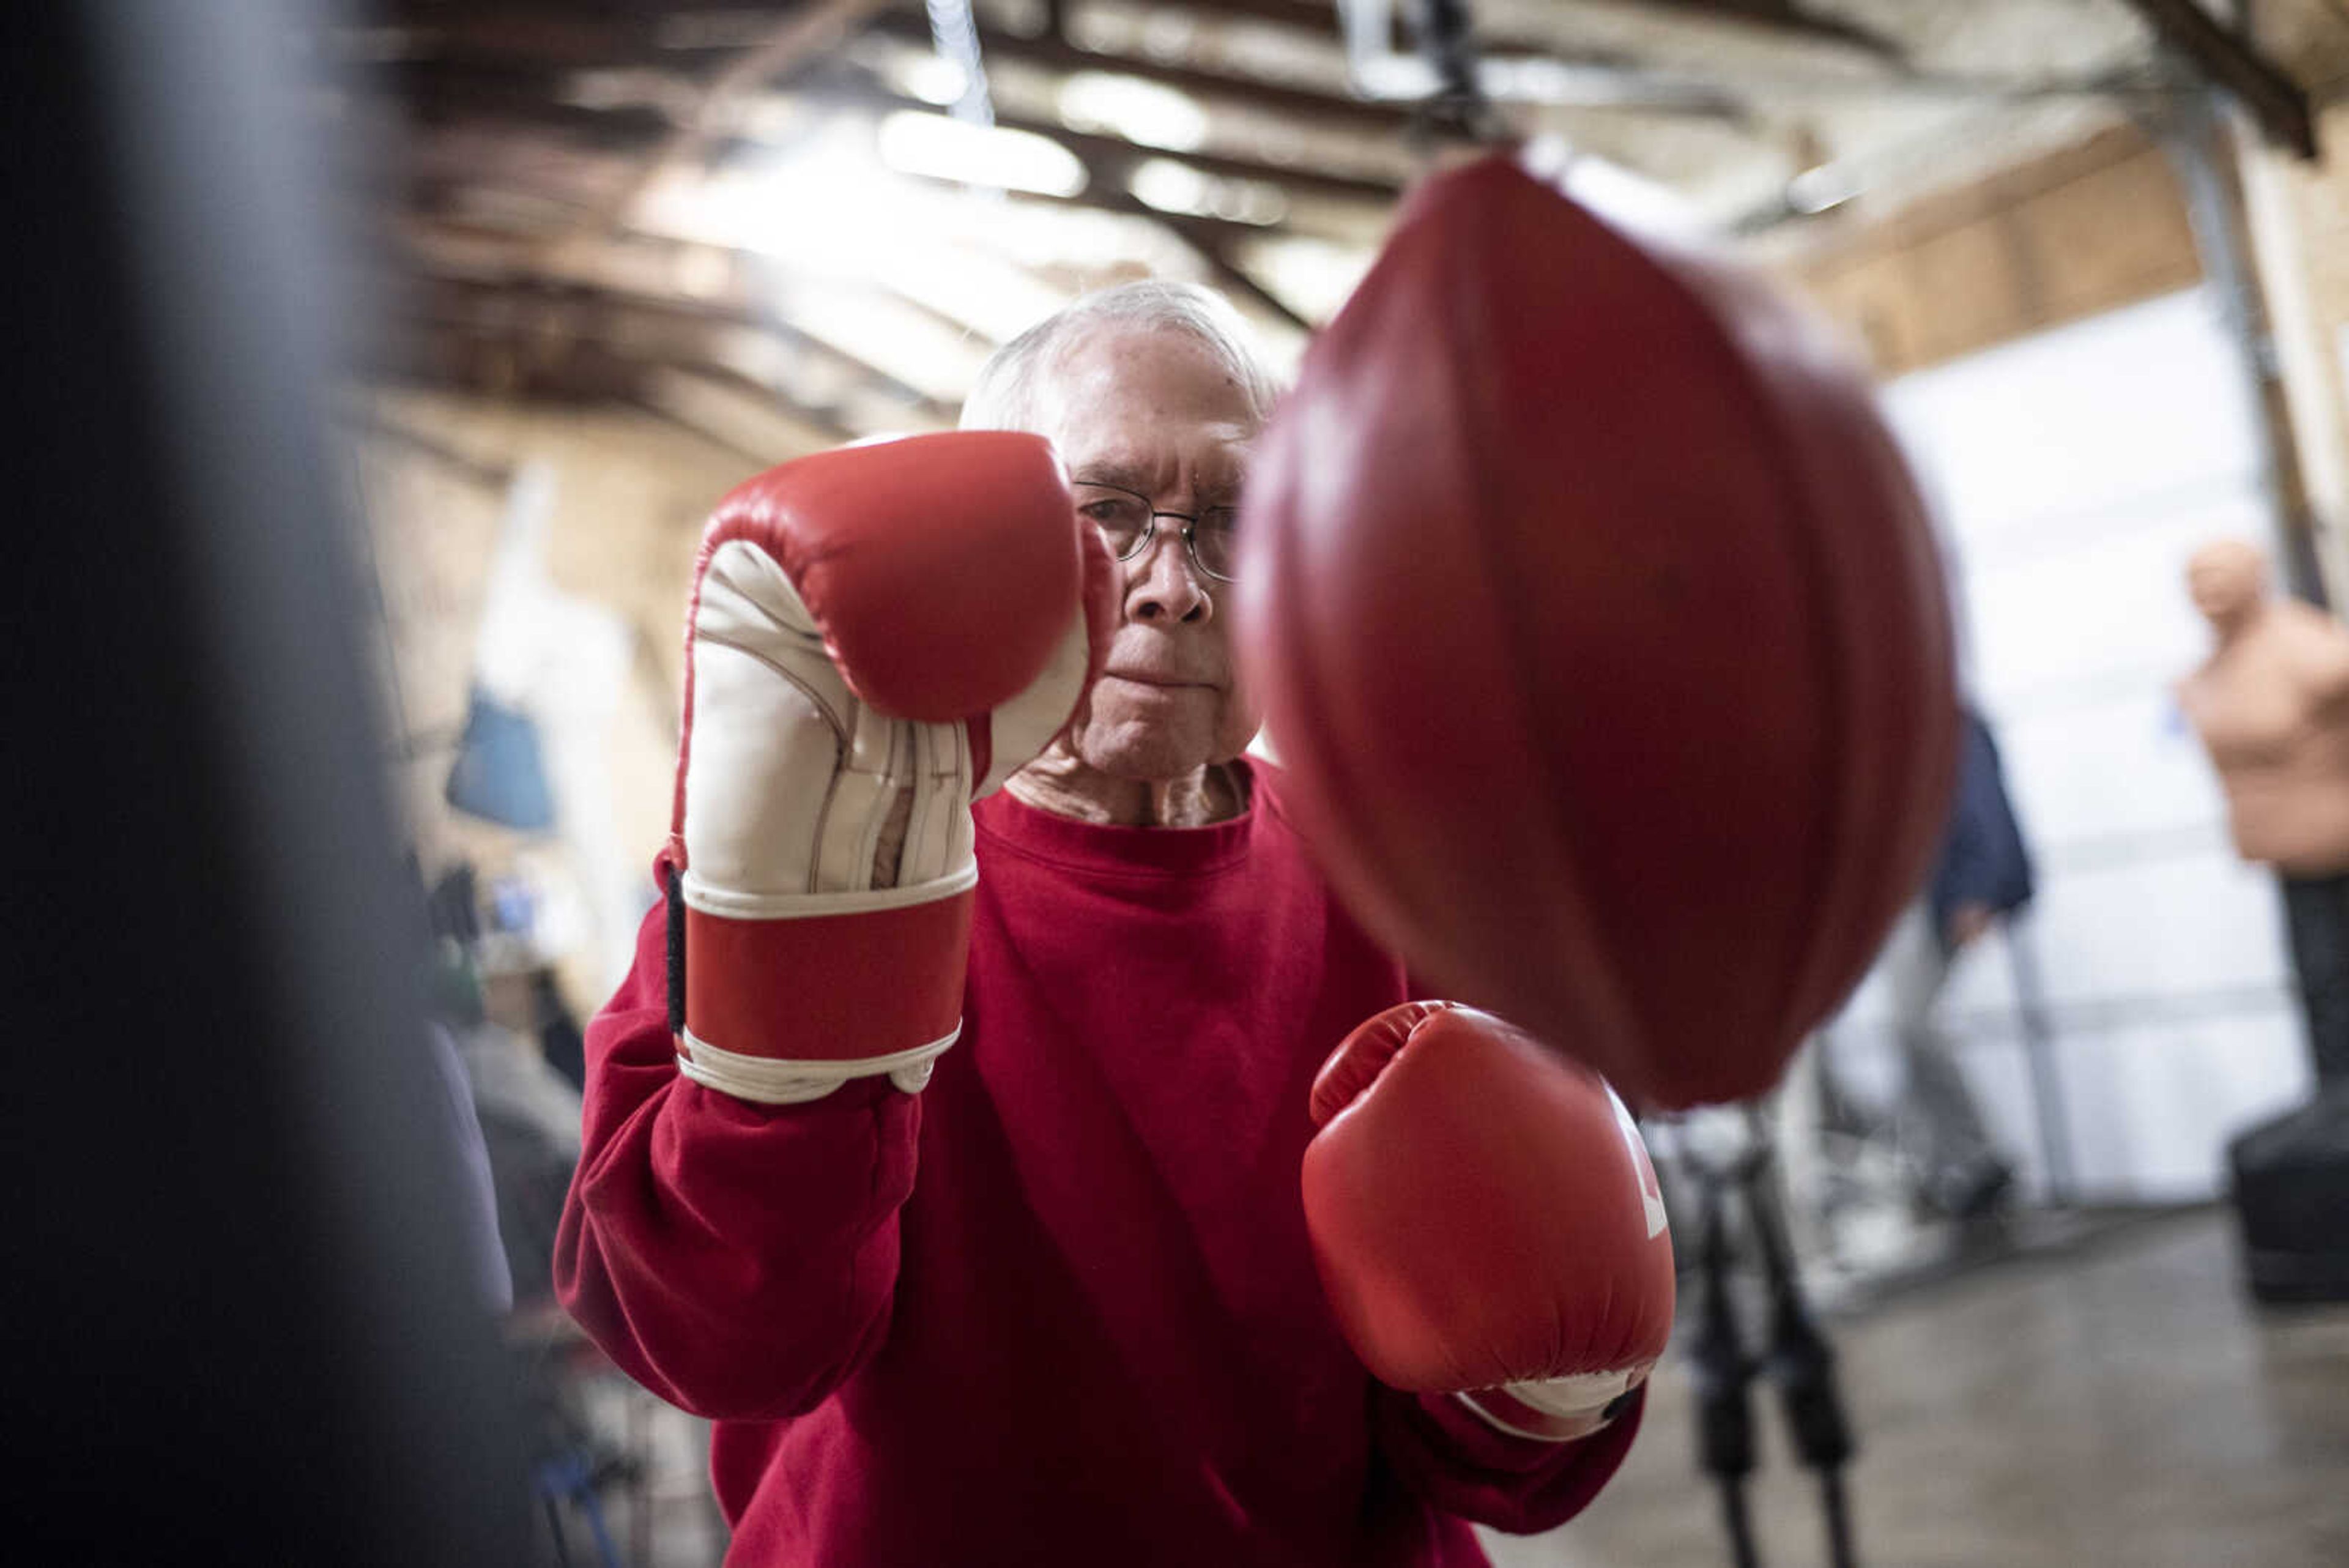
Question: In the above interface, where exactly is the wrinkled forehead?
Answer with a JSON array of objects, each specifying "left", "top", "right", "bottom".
[{"left": 1033, "top": 326, "right": 1263, "bottom": 466}]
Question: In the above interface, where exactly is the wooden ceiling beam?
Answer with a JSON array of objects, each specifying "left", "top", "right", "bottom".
[
  {"left": 860, "top": 10, "right": 1427, "bottom": 137},
  {"left": 379, "top": 261, "right": 962, "bottom": 419},
  {"left": 864, "top": 7, "right": 1773, "bottom": 128},
  {"left": 639, "top": 363, "right": 861, "bottom": 455},
  {"left": 363, "top": 0, "right": 1901, "bottom": 69},
  {"left": 895, "top": 137, "right": 1317, "bottom": 330},
  {"left": 2118, "top": 0, "right": 2316, "bottom": 158},
  {"left": 844, "top": 84, "right": 1405, "bottom": 203},
  {"left": 1149, "top": 220, "right": 1313, "bottom": 331},
  {"left": 1167, "top": 0, "right": 1902, "bottom": 61},
  {"left": 343, "top": 12, "right": 677, "bottom": 72},
  {"left": 394, "top": 61, "right": 675, "bottom": 144},
  {"left": 889, "top": 163, "right": 1295, "bottom": 253},
  {"left": 1595, "top": 0, "right": 1903, "bottom": 59},
  {"left": 881, "top": 160, "right": 1312, "bottom": 327},
  {"left": 554, "top": 0, "right": 902, "bottom": 253},
  {"left": 398, "top": 73, "right": 1408, "bottom": 206}
]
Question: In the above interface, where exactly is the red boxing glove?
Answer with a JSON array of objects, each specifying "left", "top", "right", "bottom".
[
  {"left": 670, "top": 432, "right": 1118, "bottom": 1102},
  {"left": 1302, "top": 1003, "right": 1676, "bottom": 1442},
  {"left": 1237, "top": 152, "right": 1958, "bottom": 1109}
]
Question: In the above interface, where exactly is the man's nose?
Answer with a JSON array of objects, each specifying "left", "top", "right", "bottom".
[{"left": 1128, "top": 527, "right": 1211, "bottom": 623}]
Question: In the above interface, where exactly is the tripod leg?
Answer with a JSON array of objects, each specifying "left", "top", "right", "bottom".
[
  {"left": 1689, "top": 1154, "right": 1765, "bottom": 1568},
  {"left": 1742, "top": 1108, "right": 1859, "bottom": 1568}
]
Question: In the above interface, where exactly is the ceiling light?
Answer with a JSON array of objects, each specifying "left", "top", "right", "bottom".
[
  {"left": 1056, "top": 72, "right": 1209, "bottom": 152},
  {"left": 1128, "top": 158, "right": 1211, "bottom": 215},
  {"left": 898, "top": 54, "right": 970, "bottom": 108},
  {"left": 877, "top": 111, "right": 1087, "bottom": 198},
  {"left": 1129, "top": 158, "right": 1287, "bottom": 226},
  {"left": 1786, "top": 164, "right": 1858, "bottom": 216}
]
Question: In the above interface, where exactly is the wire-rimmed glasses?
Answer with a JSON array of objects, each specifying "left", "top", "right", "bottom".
[{"left": 1074, "top": 479, "right": 1241, "bottom": 583}]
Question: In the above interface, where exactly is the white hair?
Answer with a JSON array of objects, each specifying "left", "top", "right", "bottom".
[{"left": 959, "top": 279, "right": 1282, "bottom": 436}]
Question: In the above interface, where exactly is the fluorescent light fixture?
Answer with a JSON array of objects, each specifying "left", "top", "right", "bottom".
[
  {"left": 1057, "top": 72, "right": 1209, "bottom": 152},
  {"left": 898, "top": 53, "right": 970, "bottom": 108},
  {"left": 877, "top": 111, "right": 1086, "bottom": 198},
  {"left": 1128, "top": 158, "right": 1211, "bottom": 215},
  {"left": 1786, "top": 163, "right": 1858, "bottom": 215},
  {"left": 1129, "top": 158, "right": 1286, "bottom": 226}
]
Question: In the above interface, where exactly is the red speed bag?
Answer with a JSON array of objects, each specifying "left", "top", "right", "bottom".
[{"left": 1235, "top": 153, "right": 1958, "bottom": 1109}]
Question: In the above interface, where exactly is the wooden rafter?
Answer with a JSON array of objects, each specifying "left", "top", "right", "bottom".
[
  {"left": 1150, "top": 217, "right": 1315, "bottom": 330},
  {"left": 397, "top": 62, "right": 1408, "bottom": 210},
  {"left": 639, "top": 363, "right": 861, "bottom": 454},
  {"left": 880, "top": 158, "right": 1302, "bottom": 253},
  {"left": 542, "top": 0, "right": 904, "bottom": 256},
  {"left": 1605, "top": 0, "right": 1903, "bottom": 58},
  {"left": 875, "top": 161, "right": 1313, "bottom": 327},
  {"left": 858, "top": 9, "right": 1768, "bottom": 127},
  {"left": 2118, "top": 0, "right": 2316, "bottom": 158},
  {"left": 382, "top": 260, "right": 962, "bottom": 418},
  {"left": 370, "top": 0, "right": 1899, "bottom": 61},
  {"left": 859, "top": 10, "right": 1430, "bottom": 136},
  {"left": 1168, "top": 0, "right": 1901, "bottom": 59},
  {"left": 822, "top": 81, "right": 1401, "bottom": 221}
]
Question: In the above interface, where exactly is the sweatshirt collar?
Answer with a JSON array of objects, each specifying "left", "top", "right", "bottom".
[{"left": 975, "top": 757, "right": 1266, "bottom": 877}]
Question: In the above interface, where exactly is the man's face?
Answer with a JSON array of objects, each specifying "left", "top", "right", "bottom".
[
  {"left": 2187, "top": 541, "right": 2265, "bottom": 627},
  {"left": 1036, "top": 325, "right": 1264, "bottom": 782}
]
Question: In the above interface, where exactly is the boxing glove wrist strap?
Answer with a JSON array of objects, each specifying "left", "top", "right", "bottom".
[
  {"left": 1456, "top": 1365, "right": 1649, "bottom": 1444},
  {"left": 679, "top": 882, "right": 979, "bottom": 1102},
  {"left": 678, "top": 1027, "right": 962, "bottom": 1103}
]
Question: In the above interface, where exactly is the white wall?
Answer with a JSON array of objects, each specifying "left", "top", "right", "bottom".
[{"left": 1827, "top": 289, "right": 2314, "bottom": 1203}]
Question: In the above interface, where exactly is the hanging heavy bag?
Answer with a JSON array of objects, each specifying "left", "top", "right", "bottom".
[{"left": 2227, "top": 1082, "right": 2349, "bottom": 1304}]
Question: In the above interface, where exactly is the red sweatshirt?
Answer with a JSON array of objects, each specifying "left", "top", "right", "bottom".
[{"left": 555, "top": 761, "right": 1639, "bottom": 1566}]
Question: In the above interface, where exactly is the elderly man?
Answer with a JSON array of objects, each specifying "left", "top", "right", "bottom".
[{"left": 554, "top": 281, "right": 1671, "bottom": 1566}]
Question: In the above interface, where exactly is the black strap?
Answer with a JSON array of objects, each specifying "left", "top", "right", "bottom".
[
  {"left": 665, "top": 863, "right": 686, "bottom": 1037},
  {"left": 1409, "top": 0, "right": 1501, "bottom": 144}
]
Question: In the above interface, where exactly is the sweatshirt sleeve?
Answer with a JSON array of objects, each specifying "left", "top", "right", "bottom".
[
  {"left": 553, "top": 896, "right": 921, "bottom": 1422},
  {"left": 1371, "top": 1384, "right": 1644, "bottom": 1535}
]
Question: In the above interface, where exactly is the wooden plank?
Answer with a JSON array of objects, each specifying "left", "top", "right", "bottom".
[
  {"left": 2013, "top": 148, "right": 2203, "bottom": 324},
  {"left": 1781, "top": 126, "right": 2210, "bottom": 376},
  {"left": 1899, "top": 218, "right": 2032, "bottom": 368}
]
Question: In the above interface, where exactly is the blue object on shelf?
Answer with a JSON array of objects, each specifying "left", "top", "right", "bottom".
[{"left": 446, "top": 684, "right": 555, "bottom": 831}]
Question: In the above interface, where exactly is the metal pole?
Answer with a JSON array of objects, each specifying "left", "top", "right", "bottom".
[
  {"left": 2002, "top": 914, "right": 2077, "bottom": 1205},
  {"left": 2163, "top": 91, "right": 2331, "bottom": 609}
]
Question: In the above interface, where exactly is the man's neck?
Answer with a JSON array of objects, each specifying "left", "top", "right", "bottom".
[{"left": 1005, "top": 748, "right": 1248, "bottom": 828}]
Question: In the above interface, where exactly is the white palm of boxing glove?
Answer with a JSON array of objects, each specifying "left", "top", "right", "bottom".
[{"left": 670, "top": 433, "right": 1116, "bottom": 1104}]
